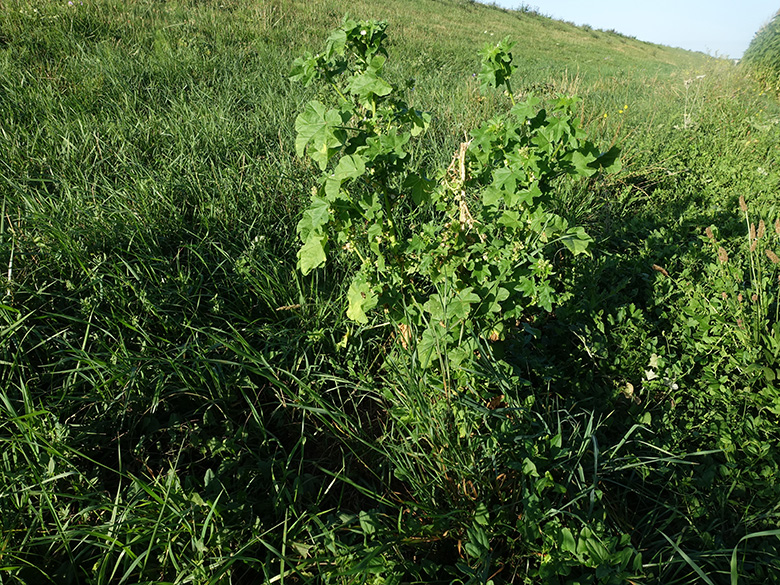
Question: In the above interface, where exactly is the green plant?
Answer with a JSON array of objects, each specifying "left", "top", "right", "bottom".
[
  {"left": 291, "top": 21, "right": 621, "bottom": 375},
  {"left": 661, "top": 195, "right": 780, "bottom": 412},
  {"left": 742, "top": 10, "right": 780, "bottom": 94}
]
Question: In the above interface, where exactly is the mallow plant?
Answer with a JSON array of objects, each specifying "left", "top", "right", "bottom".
[{"left": 291, "top": 19, "right": 621, "bottom": 375}]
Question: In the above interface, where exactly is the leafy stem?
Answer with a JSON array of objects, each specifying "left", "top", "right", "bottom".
[{"left": 290, "top": 19, "right": 621, "bottom": 373}]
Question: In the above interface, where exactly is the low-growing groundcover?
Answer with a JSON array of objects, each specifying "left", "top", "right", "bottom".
[{"left": 1, "top": 0, "right": 780, "bottom": 583}]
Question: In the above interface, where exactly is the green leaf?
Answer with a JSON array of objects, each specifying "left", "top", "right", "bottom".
[
  {"left": 474, "top": 502, "right": 490, "bottom": 527},
  {"left": 365, "top": 128, "right": 411, "bottom": 161},
  {"left": 325, "top": 27, "right": 348, "bottom": 59},
  {"left": 570, "top": 149, "right": 598, "bottom": 177},
  {"left": 348, "top": 58, "right": 393, "bottom": 104},
  {"left": 297, "top": 196, "right": 331, "bottom": 241},
  {"left": 447, "top": 287, "right": 481, "bottom": 321},
  {"left": 506, "top": 185, "right": 538, "bottom": 208},
  {"left": 491, "top": 166, "right": 519, "bottom": 193},
  {"left": 346, "top": 274, "right": 377, "bottom": 324},
  {"left": 477, "top": 38, "right": 516, "bottom": 92},
  {"left": 465, "top": 524, "right": 490, "bottom": 559},
  {"left": 544, "top": 115, "right": 570, "bottom": 143},
  {"left": 324, "top": 176, "right": 342, "bottom": 199},
  {"left": 423, "top": 294, "right": 447, "bottom": 322},
  {"left": 482, "top": 185, "right": 503, "bottom": 208},
  {"left": 561, "top": 528, "right": 577, "bottom": 554},
  {"left": 417, "top": 325, "right": 442, "bottom": 369},
  {"left": 358, "top": 510, "right": 380, "bottom": 536},
  {"left": 498, "top": 210, "right": 521, "bottom": 228},
  {"left": 559, "top": 227, "right": 592, "bottom": 256},
  {"left": 403, "top": 173, "right": 434, "bottom": 205},
  {"left": 333, "top": 154, "right": 366, "bottom": 181},
  {"left": 522, "top": 457, "right": 539, "bottom": 477},
  {"left": 764, "top": 367, "right": 776, "bottom": 382},
  {"left": 324, "top": 154, "right": 367, "bottom": 199},
  {"left": 367, "top": 222, "right": 383, "bottom": 254},
  {"left": 294, "top": 101, "right": 349, "bottom": 170},
  {"left": 408, "top": 110, "right": 431, "bottom": 136},
  {"left": 298, "top": 233, "right": 328, "bottom": 275},
  {"left": 510, "top": 95, "right": 540, "bottom": 120},
  {"left": 289, "top": 52, "right": 320, "bottom": 86},
  {"left": 447, "top": 343, "right": 474, "bottom": 369},
  {"left": 594, "top": 145, "right": 622, "bottom": 173},
  {"left": 486, "top": 286, "right": 510, "bottom": 313},
  {"left": 577, "top": 527, "right": 610, "bottom": 565}
]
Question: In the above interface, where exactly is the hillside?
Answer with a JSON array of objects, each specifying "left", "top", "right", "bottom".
[
  {"left": 1, "top": 0, "right": 780, "bottom": 583},
  {"left": 743, "top": 8, "right": 780, "bottom": 91}
]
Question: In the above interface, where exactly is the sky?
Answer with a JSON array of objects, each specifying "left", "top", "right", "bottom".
[{"left": 487, "top": 1, "right": 779, "bottom": 59}]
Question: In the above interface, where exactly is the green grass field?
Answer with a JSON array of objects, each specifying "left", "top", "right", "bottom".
[{"left": 2, "top": 0, "right": 780, "bottom": 583}]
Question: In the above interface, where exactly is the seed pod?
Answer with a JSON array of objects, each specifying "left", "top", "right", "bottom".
[
  {"left": 767, "top": 249, "right": 780, "bottom": 264},
  {"left": 739, "top": 195, "right": 748, "bottom": 212},
  {"left": 652, "top": 264, "right": 669, "bottom": 277},
  {"left": 718, "top": 247, "right": 729, "bottom": 263},
  {"left": 705, "top": 226, "right": 715, "bottom": 241},
  {"left": 758, "top": 219, "right": 766, "bottom": 239}
]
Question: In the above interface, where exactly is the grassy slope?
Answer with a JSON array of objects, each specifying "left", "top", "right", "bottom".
[
  {"left": 742, "top": 9, "right": 780, "bottom": 91},
  {"left": 2, "top": 0, "right": 780, "bottom": 583}
]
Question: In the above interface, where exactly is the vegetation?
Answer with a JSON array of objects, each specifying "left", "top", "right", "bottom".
[
  {"left": 1, "top": 0, "right": 780, "bottom": 583},
  {"left": 742, "top": 9, "right": 780, "bottom": 92}
]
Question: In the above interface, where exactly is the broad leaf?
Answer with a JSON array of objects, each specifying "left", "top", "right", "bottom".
[
  {"left": 447, "top": 287, "right": 481, "bottom": 321},
  {"left": 289, "top": 52, "right": 319, "bottom": 86},
  {"left": 423, "top": 294, "right": 446, "bottom": 322},
  {"left": 594, "top": 145, "right": 622, "bottom": 173},
  {"left": 324, "top": 155, "right": 367, "bottom": 199},
  {"left": 403, "top": 173, "right": 434, "bottom": 205},
  {"left": 417, "top": 325, "right": 448, "bottom": 369},
  {"left": 482, "top": 186, "right": 503, "bottom": 208},
  {"left": 333, "top": 154, "right": 366, "bottom": 181},
  {"left": 348, "top": 65, "right": 392, "bottom": 105},
  {"left": 297, "top": 196, "right": 331, "bottom": 241},
  {"left": 346, "top": 274, "right": 378, "bottom": 324},
  {"left": 570, "top": 149, "right": 598, "bottom": 177},
  {"left": 294, "top": 101, "right": 349, "bottom": 170},
  {"left": 559, "top": 226, "right": 592, "bottom": 256},
  {"left": 298, "top": 233, "right": 328, "bottom": 275}
]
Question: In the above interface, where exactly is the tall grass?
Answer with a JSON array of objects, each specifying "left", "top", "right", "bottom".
[{"left": 741, "top": 9, "right": 780, "bottom": 93}]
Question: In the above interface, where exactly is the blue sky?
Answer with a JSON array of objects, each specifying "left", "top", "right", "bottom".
[{"left": 485, "top": 1, "right": 778, "bottom": 58}]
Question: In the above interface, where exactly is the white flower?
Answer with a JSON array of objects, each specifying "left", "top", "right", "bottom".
[{"left": 360, "top": 29, "right": 367, "bottom": 36}]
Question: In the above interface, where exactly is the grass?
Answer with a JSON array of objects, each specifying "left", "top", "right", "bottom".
[
  {"left": 742, "top": 9, "right": 780, "bottom": 93},
  {"left": 1, "top": 0, "right": 780, "bottom": 583}
]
